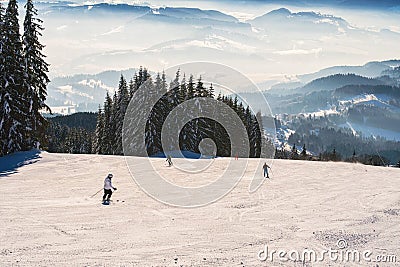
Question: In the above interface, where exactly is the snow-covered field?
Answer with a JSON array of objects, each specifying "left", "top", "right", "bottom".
[{"left": 1, "top": 151, "right": 399, "bottom": 266}]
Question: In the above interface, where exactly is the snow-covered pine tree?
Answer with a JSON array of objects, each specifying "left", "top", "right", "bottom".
[
  {"left": 245, "top": 109, "right": 261, "bottom": 158},
  {"left": 301, "top": 144, "right": 307, "bottom": 157},
  {"left": 186, "top": 75, "right": 195, "bottom": 100},
  {"left": 208, "top": 83, "right": 214, "bottom": 98},
  {"left": 180, "top": 74, "right": 196, "bottom": 151},
  {"left": 130, "top": 67, "right": 151, "bottom": 98},
  {"left": 233, "top": 95, "right": 239, "bottom": 112},
  {"left": 161, "top": 71, "right": 167, "bottom": 93},
  {"left": 169, "top": 69, "right": 180, "bottom": 92},
  {"left": 195, "top": 76, "right": 207, "bottom": 97},
  {"left": 154, "top": 72, "right": 162, "bottom": 95},
  {"left": 128, "top": 78, "right": 135, "bottom": 99},
  {"left": 114, "top": 75, "right": 129, "bottom": 155},
  {"left": 150, "top": 72, "right": 169, "bottom": 154},
  {"left": 237, "top": 102, "right": 245, "bottom": 122},
  {"left": 157, "top": 70, "right": 181, "bottom": 154},
  {"left": 177, "top": 75, "right": 189, "bottom": 150},
  {"left": 193, "top": 77, "right": 213, "bottom": 151},
  {"left": 291, "top": 143, "right": 298, "bottom": 159},
  {"left": 137, "top": 66, "right": 150, "bottom": 89},
  {"left": 167, "top": 69, "right": 181, "bottom": 109},
  {"left": 101, "top": 92, "right": 113, "bottom": 154},
  {"left": 93, "top": 105, "right": 104, "bottom": 154},
  {"left": 22, "top": 0, "right": 50, "bottom": 148},
  {"left": 144, "top": 76, "right": 164, "bottom": 156},
  {"left": 0, "top": 3, "right": 5, "bottom": 156},
  {"left": 1, "top": 0, "right": 28, "bottom": 155},
  {"left": 179, "top": 73, "right": 187, "bottom": 103},
  {"left": 244, "top": 105, "right": 252, "bottom": 136},
  {"left": 110, "top": 91, "right": 118, "bottom": 154}
]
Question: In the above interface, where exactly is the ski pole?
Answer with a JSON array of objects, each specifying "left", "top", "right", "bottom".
[{"left": 90, "top": 188, "right": 103, "bottom": 198}]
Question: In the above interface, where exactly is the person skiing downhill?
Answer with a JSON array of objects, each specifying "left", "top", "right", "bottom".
[
  {"left": 103, "top": 173, "right": 117, "bottom": 202},
  {"left": 263, "top": 163, "right": 271, "bottom": 178},
  {"left": 166, "top": 155, "right": 173, "bottom": 167}
]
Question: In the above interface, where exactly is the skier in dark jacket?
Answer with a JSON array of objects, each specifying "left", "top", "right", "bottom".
[
  {"left": 166, "top": 155, "right": 173, "bottom": 167},
  {"left": 263, "top": 163, "right": 271, "bottom": 178},
  {"left": 103, "top": 173, "right": 117, "bottom": 202}
]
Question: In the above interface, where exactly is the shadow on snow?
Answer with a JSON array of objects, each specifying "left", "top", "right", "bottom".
[{"left": 0, "top": 149, "right": 42, "bottom": 177}]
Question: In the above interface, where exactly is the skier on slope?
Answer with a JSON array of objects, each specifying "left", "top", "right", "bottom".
[
  {"left": 103, "top": 173, "right": 117, "bottom": 202},
  {"left": 263, "top": 162, "right": 271, "bottom": 179},
  {"left": 166, "top": 154, "right": 173, "bottom": 167}
]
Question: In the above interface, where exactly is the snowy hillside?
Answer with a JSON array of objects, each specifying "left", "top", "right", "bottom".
[
  {"left": 0, "top": 151, "right": 399, "bottom": 265},
  {"left": 35, "top": 2, "right": 400, "bottom": 81},
  {"left": 46, "top": 68, "right": 139, "bottom": 113}
]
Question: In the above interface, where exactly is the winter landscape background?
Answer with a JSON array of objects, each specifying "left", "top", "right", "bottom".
[
  {"left": 1, "top": 0, "right": 400, "bottom": 265},
  {"left": 17, "top": 0, "right": 397, "bottom": 165}
]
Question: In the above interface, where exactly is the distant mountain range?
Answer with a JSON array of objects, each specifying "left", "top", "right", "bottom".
[
  {"left": 268, "top": 60, "right": 400, "bottom": 93},
  {"left": 37, "top": 2, "right": 400, "bottom": 81},
  {"left": 47, "top": 68, "right": 138, "bottom": 113},
  {"left": 217, "top": 0, "right": 400, "bottom": 9},
  {"left": 240, "top": 60, "right": 400, "bottom": 141},
  {"left": 47, "top": 59, "right": 400, "bottom": 114},
  {"left": 47, "top": 59, "right": 400, "bottom": 143},
  {"left": 38, "top": 2, "right": 400, "bottom": 141}
]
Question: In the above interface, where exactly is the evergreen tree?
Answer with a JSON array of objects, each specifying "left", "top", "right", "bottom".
[
  {"left": 331, "top": 148, "right": 337, "bottom": 161},
  {"left": 352, "top": 149, "right": 356, "bottom": 162},
  {"left": 301, "top": 144, "right": 307, "bottom": 157},
  {"left": 102, "top": 92, "right": 113, "bottom": 154},
  {"left": 169, "top": 69, "right": 180, "bottom": 92},
  {"left": 195, "top": 76, "right": 206, "bottom": 97},
  {"left": 23, "top": 0, "right": 50, "bottom": 148},
  {"left": 128, "top": 78, "right": 135, "bottom": 99},
  {"left": 0, "top": 3, "right": 5, "bottom": 156},
  {"left": 145, "top": 77, "right": 163, "bottom": 155},
  {"left": 94, "top": 67, "right": 273, "bottom": 159},
  {"left": 180, "top": 75, "right": 196, "bottom": 151},
  {"left": 187, "top": 74, "right": 195, "bottom": 99},
  {"left": 153, "top": 72, "right": 168, "bottom": 153},
  {"left": 111, "top": 91, "right": 118, "bottom": 154},
  {"left": 161, "top": 71, "right": 167, "bottom": 93},
  {"left": 291, "top": 143, "right": 298, "bottom": 159},
  {"left": 193, "top": 76, "right": 208, "bottom": 142},
  {"left": 1, "top": 0, "right": 28, "bottom": 154},
  {"left": 154, "top": 72, "right": 162, "bottom": 93},
  {"left": 253, "top": 111, "right": 263, "bottom": 157},
  {"left": 93, "top": 106, "right": 104, "bottom": 154},
  {"left": 179, "top": 74, "right": 187, "bottom": 102},
  {"left": 114, "top": 75, "right": 129, "bottom": 154},
  {"left": 208, "top": 83, "right": 215, "bottom": 98}
]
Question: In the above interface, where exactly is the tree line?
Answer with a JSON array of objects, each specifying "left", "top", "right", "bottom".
[
  {"left": 280, "top": 114, "right": 400, "bottom": 166},
  {"left": 0, "top": 0, "right": 49, "bottom": 156},
  {"left": 92, "top": 67, "right": 267, "bottom": 157},
  {"left": 44, "top": 113, "right": 96, "bottom": 154}
]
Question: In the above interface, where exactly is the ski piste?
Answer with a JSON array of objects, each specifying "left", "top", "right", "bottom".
[{"left": 101, "top": 199, "right": 124, "bottom": 205}]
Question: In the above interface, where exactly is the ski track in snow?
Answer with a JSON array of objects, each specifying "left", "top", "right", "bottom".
[{"left": 0, "top": 152, "right": 399, "bottom": 266}]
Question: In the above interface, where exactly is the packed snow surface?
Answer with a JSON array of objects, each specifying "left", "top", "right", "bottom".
[{"left": 0, "top": 151, "right": 399, "bottom": 266}]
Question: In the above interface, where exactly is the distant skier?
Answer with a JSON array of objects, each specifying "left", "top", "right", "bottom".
[
  {"left": 103, "top": 173, "right": 117, "bottom": 202},
  {"left": 263, "top": 163, "right": 271, "bottom": 178},
  {"left": 166, "top": 155, "right": 173, "bottom": 167}
]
